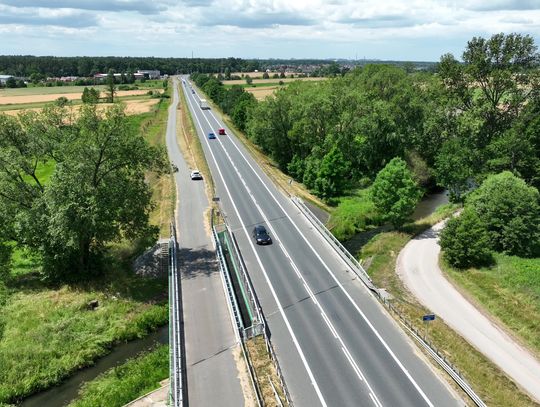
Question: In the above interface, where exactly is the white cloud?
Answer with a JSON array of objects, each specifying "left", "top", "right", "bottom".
[{"left": 0, "top": 0, "right": 539, "bottom": 60}]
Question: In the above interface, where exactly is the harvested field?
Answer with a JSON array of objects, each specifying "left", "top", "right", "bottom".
[
  {"left": 245, "top": 86, "right": 280, "bottom": 100},
  {"left": 0, "top": 89, "right": 158, "bottom": 105},
  {"left": 3, "top": 98, "right": 160, "bottom": 116},
  {"left": 223, "top": 77, "right": 323, "bottom": 85}
]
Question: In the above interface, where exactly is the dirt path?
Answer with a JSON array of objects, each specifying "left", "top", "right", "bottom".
[{"left": 396, "top": 220, "right": 540, "bottom": 402}]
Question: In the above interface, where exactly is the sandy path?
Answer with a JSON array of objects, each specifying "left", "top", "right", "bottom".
[
  {"left": 396, "top": 220, "right": 540, "bottom": 402},
  {"left": 0, "top": 90, "right": 156, "bottom": 105}
]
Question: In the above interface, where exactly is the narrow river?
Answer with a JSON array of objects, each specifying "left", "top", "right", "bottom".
[{"left": 20, "top": 325, "right": 169, "bottom": 407}]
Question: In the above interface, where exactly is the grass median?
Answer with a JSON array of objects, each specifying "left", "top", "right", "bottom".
[{"left": 359, "top": 205, "right": 539, "bottom": 407}]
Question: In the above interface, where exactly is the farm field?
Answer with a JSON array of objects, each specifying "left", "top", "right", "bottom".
[
  {"left": 0, "top": 89, "right": 160, "bottom": 105},
  {"left": 2, "top": 98, "right": 160, "bottom": 116},
  {"left": 222, "top": 76, "right": 323, "bottom": 85}
]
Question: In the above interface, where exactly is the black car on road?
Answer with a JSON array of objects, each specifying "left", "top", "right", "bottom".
[{"left": 252, "top": 225, "right": 272, "bottom": 245}]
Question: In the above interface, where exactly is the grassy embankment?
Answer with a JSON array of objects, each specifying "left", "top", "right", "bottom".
[
  {"left": 358, "top": 206, "right": 539, "bottom": 407},
  {"left": 0, "top": 86, "right": 173, "bottom": 405},
  {"left": 443, "top": 255, "right": 540, "bottom": 357},
  {"left": 68, "top": 345, "right": 169, "bottom": 407}
]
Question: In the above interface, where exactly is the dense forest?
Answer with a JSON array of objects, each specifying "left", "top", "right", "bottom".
[
  {"left": 191, "top": 33, "right": 540, "bottom": 262},
  {"left": 0, "top": 56, "right": 260, "bottom": 77},
  {"left": 242, "top": 33, "right": 540, "bottom": 201}
]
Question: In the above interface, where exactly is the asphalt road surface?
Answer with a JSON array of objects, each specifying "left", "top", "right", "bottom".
[
  {"left": 398, "top": 220, "right": 540, "bottom": 403},
  {"left": 166, "top": 78, "right": 245, "bottom": 407},
  {"left": 180, "top": 76, "right": 462, "bottom": 407}
]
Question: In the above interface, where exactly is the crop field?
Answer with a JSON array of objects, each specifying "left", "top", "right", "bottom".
[{"left": 222, "top": 76, "right": 323, "bottom": 85}]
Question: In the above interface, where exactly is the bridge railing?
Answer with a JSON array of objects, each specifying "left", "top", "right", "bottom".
[{"left": 169, "top": 223, "right": 184, "bottom": 407}]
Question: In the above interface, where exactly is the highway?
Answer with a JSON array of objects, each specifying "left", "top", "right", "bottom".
[{"left": 179, "top": 76, "right": 462, "bottom": 407}]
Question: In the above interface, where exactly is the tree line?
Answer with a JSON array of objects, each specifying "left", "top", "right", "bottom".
[
  {"left": 0, "top": 56, "right": 260, "bottom": 77},
  {"left": 191, "top": 73, "right": 257, "bottom": 131}
]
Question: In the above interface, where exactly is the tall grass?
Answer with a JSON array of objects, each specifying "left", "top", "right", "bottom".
[
  {"left": 327, "top": 189, "right": 381, "bottom": 241},
  {"left": 443, "top": 254, "right": 540, "bottom": 355},
  {"left": 69, "top": 345, "right": 169, "bottom": 407},
  {"left": 0, "top": 281, "right": 167, "bottom": 403}
]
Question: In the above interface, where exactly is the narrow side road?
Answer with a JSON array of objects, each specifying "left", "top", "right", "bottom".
[
  {"left": 397, "top": 220, "right": 540, "bottom": 402},
  {"left": 165, "top": 78, "right": 246, "bottom": 406}
]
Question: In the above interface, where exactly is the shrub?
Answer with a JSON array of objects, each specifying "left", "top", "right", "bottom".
[{"left": 440, "top": 209, "right": 493, "bottom": 268}]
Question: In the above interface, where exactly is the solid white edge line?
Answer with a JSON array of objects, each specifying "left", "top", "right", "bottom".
[
  {"left": 204, "top": 96, "right": 435, "bottom": 407},
  {"left": 194, "top": 84, "right": 383, "bottom": 404},
  {"left": 182, "top": 77, "right": 328, "bottom": 407}
]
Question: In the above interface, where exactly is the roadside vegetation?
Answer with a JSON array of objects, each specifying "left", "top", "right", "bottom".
[
  {"left": 359, "top": 206, "right": 538, "bottom": 407},
  {"left": 0, "top": 85, "right": 173, "bottom": 404},
  {"left": 68, "top": 345, "right": 169, "bottom": 407}
]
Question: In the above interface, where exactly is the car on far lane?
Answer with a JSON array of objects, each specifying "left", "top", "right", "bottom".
[
  {"left": 190, "top": 170, "right": 203, "bottom": 180},
  {"left": 218, "top": 128, "right": 226, "bottom": 135},
  {"left": 208, "top": 132, "right": 216, "bottom": 139},
  {"left": 252, "top": 225, "right": 272, "bottom": 245}
]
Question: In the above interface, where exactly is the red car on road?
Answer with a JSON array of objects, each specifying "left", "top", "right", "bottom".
[{"left": 218, "top": 128, "right": 226, "bottom": 135}]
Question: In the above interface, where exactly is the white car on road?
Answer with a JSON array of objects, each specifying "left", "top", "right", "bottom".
[{"left": 190, "top": 170, "right": 203, "bottom": 180}]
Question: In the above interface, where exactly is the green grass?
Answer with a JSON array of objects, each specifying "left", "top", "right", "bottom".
[
  {"left": 0, "top": 95, "right": 172, "bottom": 404},
  {"left": 0, "top": 86, "right": 108, "bottom": 96},
  {"left": 443, "top": 254, "right": 540, "bottom": 356},
  {"left": 327, "top": 189, "right": 381, "bottom": 241},
  {"left": 357, "top": 206, "right": 538, "bottom": 406},
  {"left": 0, "top": 271, "right": 167, "bottom": 403},
  {"left": 68, "top": 345, "right": 168, "bottom": 407}
]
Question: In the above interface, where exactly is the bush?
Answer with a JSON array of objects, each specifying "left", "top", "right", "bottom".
[
  {"left": 440, "top": 209, "right": 493, "bottom": 268},
  {"left": 468, "top": 171, "right": 540, "bottom": 257},
  {"left": 328, "top": 192, "right": 381, "bottom": 241},
  {"left": 371, "top": 157, "right": 422, "bottom": 228}
]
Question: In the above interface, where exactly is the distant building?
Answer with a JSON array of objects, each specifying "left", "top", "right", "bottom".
[
  {"left": 93, "top": 70, "right": 160, "bottom": 81},
  {"left": 136, "top": 70, "right": 161, "bottom": 79},
  {"left": 0, "top": 74, "right": 14, "bottom": 84}
]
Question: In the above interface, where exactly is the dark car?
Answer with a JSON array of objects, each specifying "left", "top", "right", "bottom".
[
  {"left": 208, "top": 132, "right": 216, "bottom": 139},
  {"left": 218, "top": 128, "right": 226, "bottom": 135},
  {"left": 252, "top": 225, "right": 272, "bottom": 245}
]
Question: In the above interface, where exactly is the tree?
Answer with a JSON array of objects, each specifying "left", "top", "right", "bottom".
[
  {"left": 5, "top": 77, "right": 17, "bottom": 88},
  {"left": 106, "top": 69, "right": 116, "bottom": 103},
  {"left": 312, "top": 147, "right": 351, "bottom": 198},
  {"left": 0, "top": 105, "right": 165, "bottom": 280},
  {"left": 467, "top": 171, "right": 540, "bottom": 257},
  {"left": 434, "top": 137, "right": 476, "bottom": 202},
  {"left": 262, "top": 72, "right": 269, "bottom": 79},
  {"left": 371, "top": 157, "right": 422, "bottom": 228},
  {"left": 440, "top": 208, "right": 493, "bottom": 269},
  {"left": 81, "top": 87, "right": 100, "bottom": 104},
  {"left": 245, "top": 75, "right": 253, "bottom": 85}
]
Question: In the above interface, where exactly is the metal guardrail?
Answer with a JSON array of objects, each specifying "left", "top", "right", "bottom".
[
  {"left": 213, "top": 225, "right": 245, "bottom": 334},
  {"left": 226, "top": 229, "right": 265, "bottom": 338},
  {"left": 291, "top": 196, "right": 376, "bottom": 291},
  {"left": 169, "top": 224, "right": 183, "bottom": 407},
  {"left": 291, "top": 196, "right": 487, "bottom": 407}
]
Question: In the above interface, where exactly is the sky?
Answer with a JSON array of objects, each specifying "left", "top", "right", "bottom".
[{"left": 1, "top": 0, "right": 540, "bottom": 61}]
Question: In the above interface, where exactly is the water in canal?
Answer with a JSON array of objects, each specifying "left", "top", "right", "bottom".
[{"left": 20, "top": 325, "right": 169, "bottom": 407}]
